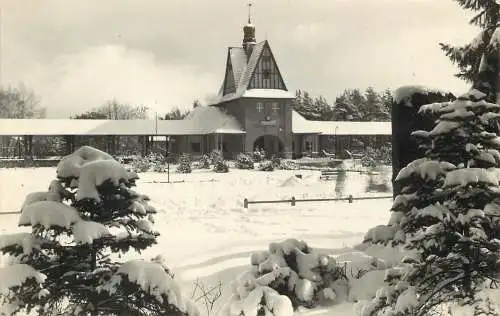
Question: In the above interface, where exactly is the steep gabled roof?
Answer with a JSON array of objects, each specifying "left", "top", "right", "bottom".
[{"left": 211, "top": 40, "right": 294, "bottom": 105}]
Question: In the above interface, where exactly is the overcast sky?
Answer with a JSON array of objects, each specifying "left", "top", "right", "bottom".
[{"left": 2, "top": 0, "right": 479, "bottom": 118}]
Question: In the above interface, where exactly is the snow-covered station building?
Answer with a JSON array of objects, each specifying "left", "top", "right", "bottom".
[{"left": 0, "top": 17, "right": 390, "bottom": 160}]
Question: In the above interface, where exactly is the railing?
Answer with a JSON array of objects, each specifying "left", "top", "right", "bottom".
[
  {"left": 243, "top": 195, "right": 393, "bottom": 208},
  {"left": 0, "top": 211, "right": 21, "bottom": 216}
]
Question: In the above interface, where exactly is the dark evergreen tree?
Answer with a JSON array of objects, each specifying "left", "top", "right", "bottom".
[
  {"left": 0, "top": 146, "right": 198, "bottom": 315},
  {"left": 312, "top": 96, "right": 334, "bottom": 121},
  {"left": 364, "top": 87, "right": 389, "bottom": 121},
  {"left": 380, "top": 89, "right": 394, "bottom": 120},
  {"left": 440, "top": 0, "right": 499, "bottom": 102},
  {"left": 332, "top": 92, "right": 361, "bottom": 121},
  {"left": 347, "top": 89, "right": 366, "bottom": 120},
  {"left": 362, "top": 88, "right": 500, "bottom": 315}
]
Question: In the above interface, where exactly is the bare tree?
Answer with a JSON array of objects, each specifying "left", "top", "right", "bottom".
[
  {"left": 0, "top": 83, "right": 45, "bottom": 118},
  {"left": 97, "top": 99, "right": 149, "bottom": 119}
]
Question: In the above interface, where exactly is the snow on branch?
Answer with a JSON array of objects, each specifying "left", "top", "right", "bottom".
[
  {"left": 76, "top": 160, "right": 130, "bottom": 201},
  {"left": 444, "top": 168, "right": 498, "bottom": 187},
  {"left": 18, "top": 200, "right": 81, "bottom": 229},
  {"left": 98, "top": 260, "right": 198, "bottom": 315},
  {"left": 395, "top": 159, "right": 456, "bottom": 182},
  {"left": 0, "top": 233, "right": 41, "bottom": 255},
  {"left": 57, "top": 146, "right": 115, "bottom": 179},
  {"left": 0, "top": 264, "right": 46, "bottom": 290},
  {"left": 72, "top": 221, "right": 110, "bottom": 244},
  {"left": 20, "top": 180, "right": 65, "bottom": 211}
]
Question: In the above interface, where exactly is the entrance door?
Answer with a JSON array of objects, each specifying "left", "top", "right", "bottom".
[{"left": 253, "top": 135, "right": 284, "bottom": 157}]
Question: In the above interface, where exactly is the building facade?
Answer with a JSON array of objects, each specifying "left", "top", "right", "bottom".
[
  {"left": 0, "top": 16, "right": 392, "bottom": 161},
  {"left": 209, "top": 19, "right": 295, "bottom": 157}
]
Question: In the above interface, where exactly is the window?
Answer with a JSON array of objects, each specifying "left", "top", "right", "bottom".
[
  {"left": 272, "top": 102, "right": 279, "bottom": 113},
  {"left": 191, "top": 142, "right": 201, "bottom": 153},
  {"left": 256, "top": 102, "right": 264, "bottom": 112}
]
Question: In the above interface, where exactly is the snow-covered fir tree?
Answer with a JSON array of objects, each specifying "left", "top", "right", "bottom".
[
  {"left": 360, "top": 89, "right": 500, "bottom": 316},
  {"left": 0, "top": 146, "right": 198, "bottom": 316},
  {"left": 440, "top": 0, "right": 499, "bottom": 102}
]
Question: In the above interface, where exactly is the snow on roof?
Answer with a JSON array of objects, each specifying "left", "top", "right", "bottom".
[
  {"left": 229, "top": 47, "right": 248, "bottom": 88},
  {"left": 184, "top": 106, "right": 245, "bottom": 134},
  {"left": 19, "top": 200, "right": 81, "bottom": 228},
  {"left": 0, "top": 110, "right": 391, "bottom": 136},
  {"left": 0, "top": 107, "right": 245, "bottom": 136},
  {"left": 243, "top": 89, "right": 295, "bottom": 99},
  {"left": 292, "top": 111, "right": 391, "bottom": 135},
  {"left": 393, "top": 85, "right": 453, "bottom": 106}
]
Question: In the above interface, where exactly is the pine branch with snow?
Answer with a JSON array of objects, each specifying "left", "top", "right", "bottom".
[
  {"left": 0, "top": 146, "right": 198, "bottom": 316},
  {"left": 439, "top": 0, "right": 499, "bottom": 94}
]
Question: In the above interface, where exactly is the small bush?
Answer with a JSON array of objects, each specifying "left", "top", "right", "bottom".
[
  {"left": 152, "top": 162, "right": 167, "bottom": 172},
  {"left": 279, "top": 160, "right": 298, "bottom": 170},
  {"left": 219, "top": 239, "right": 346, "bottom": 316},
  {"left": 259, "top": 160, "right": 274, "bottom": 171},
  {"left": 235, "top": 153, "right": 254, "bottom": 169},
  {"left": 253, "top": 149, "right": 266, "bottom": 162},
  {"left": 213, "top": 159, "right": 229, "bottom": 173},
  {"left": 177, "top": 154, "right": 192, "bottom": 173},
  {"left": 131, "top": 157, "right": 150, "bottom": 173},
  {"left": 198, "top": 154, "right": 211, "bottom": 169},
  {"left": 210, "top": 150, "right": 223, "bottom": 164},
  {"left": 361, "top": 145, "right": 392, "bottom": 167}
]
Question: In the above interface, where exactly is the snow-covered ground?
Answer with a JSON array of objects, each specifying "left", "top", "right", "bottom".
[{"left": 0, "top": 164, "right": 394, "bottom": 315}]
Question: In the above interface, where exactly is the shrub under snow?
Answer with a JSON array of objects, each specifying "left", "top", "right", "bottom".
[
  {"left": 235, "top": 153, "right": 255, "bottom": 170},
  {"left": 177, "top": 154, "right": 192, "bottom": 174},
  {"left": 220, "top": 239, "right": 346, "bottom": 315},
  {"left": 213, "top": 159, "right": 229, "bottom": 173}
]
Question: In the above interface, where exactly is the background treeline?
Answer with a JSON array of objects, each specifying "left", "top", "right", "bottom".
[{"left": 292, "top": 87, "right": 392, "bottom": 121}]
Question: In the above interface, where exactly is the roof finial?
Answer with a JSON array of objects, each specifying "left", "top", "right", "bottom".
[{"left": 248, "top": 1, "right": 252, "bottom": 24}]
